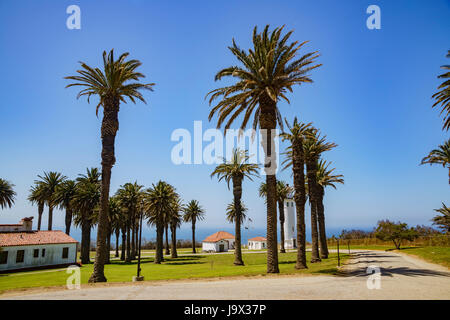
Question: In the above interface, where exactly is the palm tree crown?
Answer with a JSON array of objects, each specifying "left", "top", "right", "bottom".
[
  {"left": 210, "top": 149, "right": 259, "bottom": 187},
  {"left": 0, "top": 178, "right": 16, "bottom": 209},
  {"left": 183, "top": 200, "right": 205, "bottom": 224},
  {"left": 316, "top": 160, "right": 344, "bottom": 189},
  {"left": 226, "top": 201, "right": 248, "bottom": 224},
  {"left": 207, "top": 25, "right": 321, "bottom": 131},
  {"left": 421, "top": 139, "right": 450, "bottom": 184},
  {"left": 432, "top": 203, "right": 450, "bottom": 233},
  {"left": 432, "top": 50, "right": 450, "bottom": 131}
]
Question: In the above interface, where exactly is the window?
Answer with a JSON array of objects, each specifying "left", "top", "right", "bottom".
[
  {"left": 0, "top": 251, "right": 8, "bottom": 264},
  {"left": 62, "top": 247, "right": 69, "bottom": 259},
  {"left": 16, "top": 250, "right": 25, "bottom": 263},
  {"left": 42, "top": 249, "right": 46, "bottom": 257},
  {"left": 33, "top": 249, "right": 39, "bottom": 258}
]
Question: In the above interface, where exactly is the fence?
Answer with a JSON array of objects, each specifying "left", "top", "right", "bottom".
[{"left": 327, "top": 235, "right": 450, "bottom": 247}]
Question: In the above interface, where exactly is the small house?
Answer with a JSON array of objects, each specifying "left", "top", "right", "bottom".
[
  {"left": 0, "top": 217, "right": 78, "bottom": 272},
  {"left": 202, "top": 231, "right": 235, "bottom": 252},
  {"left": 248, "top": 237, "right": 267, "bottom": 250}
]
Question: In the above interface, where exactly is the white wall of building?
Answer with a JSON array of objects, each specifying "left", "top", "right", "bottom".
[
  {"left": 284, "top": 198, "right": 297, "bottom": 249},
  {"left": 0, "top": 243, "right": 77, "bottom": 271},
  {"left": 202, "top": 240, "right": 229, "bottom": 252},
  {"left": 248, "top": 241, "right": 266, "bottom": 250}
]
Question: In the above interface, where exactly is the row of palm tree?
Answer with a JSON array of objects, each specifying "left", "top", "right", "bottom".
[{"left": 423, "top": 50, "right": 449, "bottom": 232}]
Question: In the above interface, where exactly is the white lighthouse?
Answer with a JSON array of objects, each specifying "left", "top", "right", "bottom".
[{"left": 283, "top": 190, "right": 297, "bottom": 249}]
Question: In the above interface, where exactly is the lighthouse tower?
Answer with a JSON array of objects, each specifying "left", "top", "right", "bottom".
[{"left": 283, "top": 190, "right": 297, "bottom": 249}]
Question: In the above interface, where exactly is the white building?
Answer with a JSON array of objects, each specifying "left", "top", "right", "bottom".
[
  {"left": 283, "top": 191, "right": 297, "bottom": 249},
  {"left": 202, "top": 231, "right": 235, "bottom": 252},
  {"left": 0, "top": 217, "right": 78, "bottom": 272},
  {"left": 247, "top": 237, "right": 267, "bottom": 250}
]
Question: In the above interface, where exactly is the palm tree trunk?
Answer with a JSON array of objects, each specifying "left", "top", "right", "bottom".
[
  {"left": 105, "top": 224, "right": 111, "bottom": 264},
  {"left": 37, "top": 202, "right": 44, "bottom": 231},
  {"left": 165, "top": 225, "right": 170, "bottom": 255},
  {"left": 81, "top": 216, "right": 91, "bottom": 264},
  {"left": 232, "top": 176, "right": 244, "bottom": 266},
  {"left": 155, "top": 223, "right": 164, "bottom": 264},
  {"left": 131, "top": 213, "right": 136, "bottom": 259},
  {"left": 171, "top": 225, "right": 178, "bottom": 258},
  {"left": 292, "top": 138, "right": 307, "bottom": 269},
  {"left": 65, "top": 208, "right": 72, "bottom": 235},
  {"left": 306, "top": 160, "right": 321, "bottom": 263},
  {"left": 120, "top": 227, "right": 126, "bottom": 261},
  {"left": 126, "top": 221, "right": 132, "bottom": 262},
  {"left": 317, "top": 186, "right": 329, "bottom": 259},
  {"left": 115, "top": 230, "right": 120, "bottom": 258},
  {"left": 192, "top": 220, "right": 196, "bottom": 253},
  {"left": 259, "top": 93, "right": 279, "bottom": 273},
  {"left": 278, "top": 200, "right": 286, "bottom": 253},
  {"left": 89, "top": 98, "right": 120, "bottom": 283},
  {"left": 47, "top": 205, "right": 53, "bottom": 231}
]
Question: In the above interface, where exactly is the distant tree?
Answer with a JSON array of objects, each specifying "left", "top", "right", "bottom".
[
  {"left": 35, "top": 172, "right": 67, "bottom": 230},
  {"left": 54, "top": 180, "right": 77, "bottom": 235},
  {"left": 169, "top": 196, "right": 184, "bottom": 259},
  {"left": 413, "top": 225, "right": 442, "bottom": 236},
  {"left": 28, "top": 183, "right": 45, "bottom": 230},
  {"left": 431, "top": 50, "right": 450, "bottom": 131},
  {"left": 340, "top": 229, "right": 374, "bottom": 240},
  {"left": 375, "top": 220, "right": 419, "bottom": 249},
  {"left": 0, "top": 178, "right": 16, "bottom": 210},
  {"left": 183, "top": 200, "right": 205, "bottom": 254},
  {"left": 226, "top": 201, "right": 248, "bottom": 224},
  {"left": 432, "top": 203, "right": 450, "bottom": 233}
]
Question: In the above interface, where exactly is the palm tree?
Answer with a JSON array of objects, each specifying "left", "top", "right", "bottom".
[
  {"left": 115, "top": 182, "right": 144, "bottom": 262},
  {"left": 421, "top": 139, "right": 450, "bottom": 184},
  {"left": 280, "top": 118, "right": 312, "bottom": 269},
  {"left": 207, "top": 25, "right": 321, "bottom": 273},
  {"left": 432, "top": 203, "right": 450, "bottom": 233},
  {"left": 432, "top": 50, "right": 450, "bottom": 131},
  {"left": 54, "top": 180, "right": 77, "bottom": 235},
  {"left": 259, "top": 181, "right": 293, "bottom": 253},
  {"left": 211, "top": 148, "right": 259, "bottom": 265},
  {"left": 0, "top": 179, "right": 16, "bottom": 210},
  {"left": 144, "top": 181, "right": 177, "bottom": 264},
  {"left": 109, "top": 196, "right": 124, "bottom": 258},
  {"left": 28, "top": 183, "right": 45, "bottom": 230},
  {"left": 170, "top": 196, "right": 184, "bottom": 259},
  {"left": 226, "top": 201, "right": 248, "bottom": 224},
  {"left": 315, "top": 160, "right": 344, "bottom": 258},
  {"left": 65, "top": 49, "right": 155, "bottom": 282},
  {"left": 183, "top": 200, "right": 205, "bottom": 253},
  {"left": 35, "top": 172, "right": 67, "bottom": 231},
  {"left": 303, "top": 129, "right": 336, "bottom": 262},
  {"left": 71, "top": 181, "right": 100, "bottom": 264}
]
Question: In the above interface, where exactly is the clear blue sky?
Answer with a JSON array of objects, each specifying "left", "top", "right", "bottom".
[{"left": 0, "top": 0, "right": 449, "bottom": 235}]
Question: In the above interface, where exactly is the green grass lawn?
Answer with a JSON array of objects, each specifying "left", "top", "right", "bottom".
[{"left": 0, "top": 251, "right": 348, "bottom": 294}]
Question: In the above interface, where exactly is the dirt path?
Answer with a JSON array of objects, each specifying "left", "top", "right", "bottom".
[{"left": 1, "top": 250, "right": 449, "bottom": 300}]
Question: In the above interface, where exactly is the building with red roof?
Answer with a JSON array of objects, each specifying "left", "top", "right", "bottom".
[
  {"left": 0, "top": 217, "right": 78, "bottom": 272},
  {"left": 202, "top": 231, "right": 235, "bottom": 252},
  {"left": 248, "top": 237, "right": 267, "bottom": 250}
]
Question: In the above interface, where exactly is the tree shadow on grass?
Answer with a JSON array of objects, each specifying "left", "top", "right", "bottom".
[
  {"left": 342, "top": 266, "right": 450, "bottom": 278},
  {"left": 162, "top": 261, "right": 205, "bottom": 266}
]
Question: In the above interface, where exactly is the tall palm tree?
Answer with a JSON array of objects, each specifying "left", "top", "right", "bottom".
[
  {"left": 207, "top": 25, "right": 321, "bottom": 273},
  {"left": 65, "top": 49, "right": 155, "bottom": 283},
  {"left": 280, "top": 118, "right": 312, "bottom": 269},
  {"left": 432, "top": 203, "right": 450, "bottom": 233},
  {"left": 28, "top": 183, "right": 45, "bottom": 230},
  {"left": 315, "top": 160, "right": 344, "bottom": 259},
  {"left": 211, "top": 148, "right": 259, "bottom": 266},
  {"left": 54, "top": 180, "right": 77, "bottom": 235},
  {"left": 35, "top": 172, "right": 67, "bottom": 231},
  {"left": 144, "top": 181, "right": 177, "bottom": 264},
  {"left": 0, "top": 179, "right": 16, "bottom": 210},
  {"left": 183, "top": 200, "right": 205, "bottom": 253},
  {"left": 432, "top": 50, "right": 450, "bottom": 131},
  {"left": 303, "top": 129, "right": 336, "bottom": 262},
  {"left": 226, "top": 201, "right": 248, "bottom": 224},
  {"left": 259, "top": 180, "right": 293, "bottom": 253},
  {"left": 169, "top": 196, "right": 184, "bottom": 259},
  {"left": 421, "top": 139, "right": 450, "bottom": 184},
  {"left": 115, "top": 182, "right": 144, "bottom": 262}
]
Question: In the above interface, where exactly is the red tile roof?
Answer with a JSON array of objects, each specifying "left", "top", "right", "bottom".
[
  {"left": 248, "top": 237, "right": 267, "bottom": 242},
  {"left": 202, "top": 231, "right": 234, "bottom": 243},
  {"left": 0, "top": 231, "right": 78, "bottom": 247}
]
